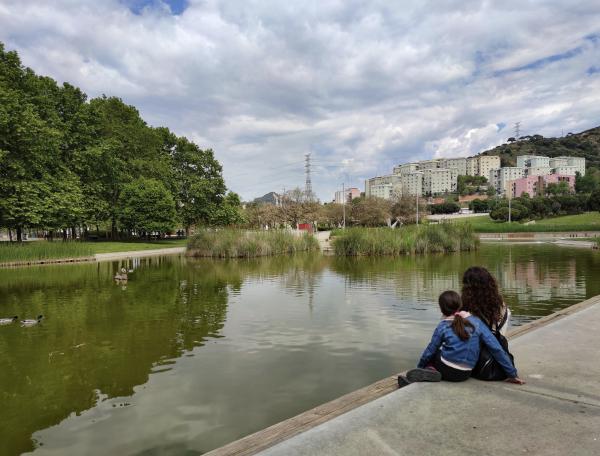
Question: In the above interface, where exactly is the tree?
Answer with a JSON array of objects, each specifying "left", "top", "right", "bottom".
[
  {"left": 589, "top": 189, "right": 600, "bottom": 211},
  {"left": 209, "top": 192, "right": 245, "bottom": 226},
  {"left": 546, "top": 181, "right": 571, "bottom": 196},
  {"left": 469, "top": 199, "right": 489, "bottom": 213},
  {"left": 351, "top": 197, "right": 392, "bottom": 226},
  {"left": 280, "top": 188, "right": 321, "bottom": 227},
  {"left": 117, "top": 178, "right": 176, "bottom": 236}
]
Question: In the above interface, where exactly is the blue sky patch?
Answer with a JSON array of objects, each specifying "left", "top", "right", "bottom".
[{"left": 122, "top": 0, "right": 187, "bottom": 15}]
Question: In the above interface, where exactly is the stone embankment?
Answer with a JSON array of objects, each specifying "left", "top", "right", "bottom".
[
  {"left": 0, "top": 247, "right": 186, "bottom": 268},
  {"left": 206, "top": 294, "right": 600, "bottom": 456}
]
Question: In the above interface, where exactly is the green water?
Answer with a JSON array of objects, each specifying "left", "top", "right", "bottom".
[{"left": 0, "top": 244, "right": 599, "bottom": 455}]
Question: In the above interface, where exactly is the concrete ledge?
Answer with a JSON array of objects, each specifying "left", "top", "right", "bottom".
[
  {"left": 94, "top": 247, "right": 186, "bottom": 261},
  {"left": 206, "top": 294, "right": 600, "bottom": 456}
]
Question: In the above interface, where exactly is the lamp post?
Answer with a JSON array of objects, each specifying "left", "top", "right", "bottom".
[
  {"left": 342, "top": 183, "right": 346, "bottom": 229},
  {"left": 416, "top": 189, "right": 420, "bottom": 225}
]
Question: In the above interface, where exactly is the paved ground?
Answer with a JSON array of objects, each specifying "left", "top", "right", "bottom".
[
  {"left": 259, "top": 300, "right": 600, "bottom": 456},
  {"left": 94, "top": 247, "right": 186, "bottom": 261}
]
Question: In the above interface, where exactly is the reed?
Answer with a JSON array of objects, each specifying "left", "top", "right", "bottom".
[
  {"left": 0, "top": 241, "right": 95, "bottom": 263},
  {"left": 332, "top": 224, "right": 479, "bottom": 256},
  {"left": 186, "top": 230, "right": 320, "bottom": 258}
]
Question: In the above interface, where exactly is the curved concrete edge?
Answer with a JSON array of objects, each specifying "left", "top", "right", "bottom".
[
  {"left": 259, "top": 298, "right": 600, "bottom": 456},
  {"left": 94, "top": 247, "right": 186, "bottom": 261},
  {"left": 205, "top": 294, "right": 600, "bottom": 456}
]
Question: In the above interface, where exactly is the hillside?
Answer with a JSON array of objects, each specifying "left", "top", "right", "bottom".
[{"left": 478, "top": 126, "right": 600, "bottom": 169}]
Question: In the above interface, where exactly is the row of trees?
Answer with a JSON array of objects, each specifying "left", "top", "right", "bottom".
[
  {"left": 0, "top": 43, "right": 242, "bottom": 240},
  {"left": 486, "top": 192, "right": 600, "bottom": 222},
  {"left": 243, "top": 191, "right": 428, "bottom": 229}
]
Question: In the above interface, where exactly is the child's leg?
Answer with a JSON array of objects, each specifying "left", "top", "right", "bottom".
[{"left": 432, "top": 352, "right": 471, "bottom": 382}]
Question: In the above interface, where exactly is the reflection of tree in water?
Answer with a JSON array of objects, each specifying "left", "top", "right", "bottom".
[
  {"left": 0, "top": 256, "right": 230, "bottom": 455},
  {"left": 188, "top": 253, "right": 327, "bottom": 310}
]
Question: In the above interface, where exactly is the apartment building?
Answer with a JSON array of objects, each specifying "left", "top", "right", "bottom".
[
  {"left": 422, "top": 168, "right": 457, "bottom": 195},
  {"left": 393, "top": 163, "right": 419, "bottom": 175},
  {"left": 489, "top": 167, "right": 525, "bottom": 194},
  {"left": 554, "top": 156, "right": 586, "bottom": 175},
  {"left": 394, "top": 172, "right": 424, "bottom": 197},
  {"left": 439, "top": 158, "right": 467, "bottom": 175},
  {"left": 365, "top": 175, "right": 401, "bottom": 199},
  {"left": 552, "top": 165, "right": 578, "bottom": 176},
  {"left": 508, "top": 174, "right": 575, "bottom": 198},
  {"left": 334, "top": 187, "right": 361, "bottom": 204},
  {"left": 517, "top": 155, "right": 551, "bottom": 168},
  {"left": 466, "top": 155, "right": 500, "bottom": 177}
]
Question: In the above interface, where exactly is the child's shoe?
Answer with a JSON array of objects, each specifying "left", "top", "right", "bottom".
[
  {"left": 397, "top": 375, "right": 410, "bottom": 388},
  {"left": 406, "top": 367, "right": 442, "bottom": 383}
]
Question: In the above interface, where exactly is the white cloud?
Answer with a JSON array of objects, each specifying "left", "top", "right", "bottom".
[{"left": 1, "top": 0, "right": 600, "bottom": 200}]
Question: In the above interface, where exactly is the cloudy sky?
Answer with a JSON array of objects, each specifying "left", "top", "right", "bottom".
[{"left": 1, "top": 0, "right": 600, "bottom": 201}]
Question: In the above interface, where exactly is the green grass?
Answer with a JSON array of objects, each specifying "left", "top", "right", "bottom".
[
  {"left": 0, "top": 239, "right": 187, "bottom": 264},
  {"left": 186, "top": 230, "right": 320, "bottom": 258},
  {"left": 331, "top": 224, "right": 479, "bottom": 256},
  {"left": 455, "top": 212, "right": 600, "bottom": 233}
]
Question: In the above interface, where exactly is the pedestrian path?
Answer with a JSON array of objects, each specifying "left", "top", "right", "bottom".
[{"left": 257, "top": 296, "right": 600, "bottom": 455}]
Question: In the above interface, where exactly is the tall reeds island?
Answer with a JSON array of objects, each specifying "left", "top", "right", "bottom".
[
  {"left": 332, "top": 224, "right": 479, "bottom": 256},
  {"left": 186, "top": 230, "right": 320, "bottom": 258}
]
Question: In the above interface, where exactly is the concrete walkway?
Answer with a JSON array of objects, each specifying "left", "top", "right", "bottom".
[
  {"left": 258, "top": 298, "right": 600, "bottom": 456},
  {"left": 94, "top": 246, "right": 186, "bottom": 261}
]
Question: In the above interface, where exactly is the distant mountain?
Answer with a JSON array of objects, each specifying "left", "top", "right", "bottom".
[
  {"left": 252, "top": 192, "right": 281, "bottom": 205},
  {"left": 478, "top": 126, "right": 600, "bottom": 169}
]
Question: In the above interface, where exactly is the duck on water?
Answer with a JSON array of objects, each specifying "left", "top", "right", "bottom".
[
  {"left": 0, "top": 316, "right": 18, "bottom": 325},
  {"left": 21, "top": 315, "right": 44, "bottom": 326}
]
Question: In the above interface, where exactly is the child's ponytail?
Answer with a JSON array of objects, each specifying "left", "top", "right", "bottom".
[{"left": 451, "top": 313, "right": 474, "bottom": 341}]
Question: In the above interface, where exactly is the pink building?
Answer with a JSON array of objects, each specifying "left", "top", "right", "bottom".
[{"left": 508, "top": 174, "right": 575, "bottom": 198}]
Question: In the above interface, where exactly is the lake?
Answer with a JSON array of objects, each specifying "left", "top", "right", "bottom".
[{"left": 1, "top": 243, "right": 599, "bottom": 455}]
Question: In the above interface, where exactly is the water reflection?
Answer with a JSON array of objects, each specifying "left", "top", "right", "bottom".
[{"left": 0, "top": 245, "right": 597, "bottom": 455}]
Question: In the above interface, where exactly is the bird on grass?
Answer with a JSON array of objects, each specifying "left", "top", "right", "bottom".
[
  {"left": 21, "top": 315, "right": 44, "bottom": 326},
  {"left": 0, "top": 316, "right": 18, "bottom": 325}
]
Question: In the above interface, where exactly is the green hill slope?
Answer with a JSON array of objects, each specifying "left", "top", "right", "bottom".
[{"left": 478, "top": 126, "right": 600, "bottom": 169}]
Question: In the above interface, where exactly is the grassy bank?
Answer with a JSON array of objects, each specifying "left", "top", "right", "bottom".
[
  {"left": 0, "top": 239, "right": 187, "bottom": 264},
  {"left": 332, "top": 224, "right": 479, "bottom": 256},
  {"left": 186, "top": 230, "right": 320, "bottom": 258},
  {"left": 456, "top": 212, "right": 600, "bottom": 233}
]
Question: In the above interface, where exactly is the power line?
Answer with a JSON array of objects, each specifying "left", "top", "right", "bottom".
[{"left": 514, "top": 121, "right": 521, "bottom": 138}]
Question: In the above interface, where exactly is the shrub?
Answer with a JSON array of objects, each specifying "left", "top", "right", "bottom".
[{"left": 186, "top": 230, "right": 319, "bottom": 258}]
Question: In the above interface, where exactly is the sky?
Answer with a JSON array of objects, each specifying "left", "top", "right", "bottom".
[{"left": 1, "top": 0, "right": 600, "bottom": 201}]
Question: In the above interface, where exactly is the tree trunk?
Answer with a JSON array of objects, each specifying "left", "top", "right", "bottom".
[
  {"left": 63, "top": 229, "right": 68, "bottom": 241},
  {"left": 8, "top": 228, "right": 13, "bottom": 242},
  {"left": 71, "top": 226, "right": 76, "bottom": 240},
  {"left": 185, "top": 226, "right": 190, "bottom": 237},
  {"left": 111, "top": 217, "right": 117, "bottom": 240},
  {"left": 16, "top": 226, "right": 22, "bottom": 242}
]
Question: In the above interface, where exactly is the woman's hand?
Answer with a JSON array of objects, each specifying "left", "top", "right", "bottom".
[{"left": 505, "top": 377, "right": 526, "bottom": 385}]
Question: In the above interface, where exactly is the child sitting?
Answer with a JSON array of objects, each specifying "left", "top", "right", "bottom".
[{"left": 399, "top": 290, "right": 525, "bottom": 385}]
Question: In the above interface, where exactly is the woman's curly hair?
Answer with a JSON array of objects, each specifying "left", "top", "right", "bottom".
[{"left": 461, "top": 266, "right": 504, "bottom": 327}]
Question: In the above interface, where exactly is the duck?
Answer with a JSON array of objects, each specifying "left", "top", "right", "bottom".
[
  {"left": 0, "top": 316, "right": 18, "bottom": 325},
  {"left": 114, "top": 268, "right": 128, "bottom": 281},
  {"left": 21, "top": 315, "right": 44, "bottom": 326}
]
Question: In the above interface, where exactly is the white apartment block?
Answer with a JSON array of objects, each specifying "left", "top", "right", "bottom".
[
  {"left": 466, "top": 155, "right": 500, "bottom": 178},
  {"left": 394, "top": 172, "right": 424, "bottom": 197},
  {"left": 422, "top": 168, "right": 457, "bottom": 195},
  {"left": 440, "top": 158, "right": 467, "bottom": 176},
  {"left": 556, "top": 156, "right": 586, "bottom": 176},
  {"left": 549, "top": 157, "right": 569, "bottom": 168},
  {"left": 489, "top": 167, "right": 525, "bottom": 195},
  {"left": 393, "top": 163, "right": 419, "bottom": 175},
  {"left": 552, "top": 166, "right": 578, "bottom": 176},
  {"left": 517, "top": 155, "right": 550, "bottom": 168},
  {"left": 526, "top": 166, "right": 553, "bottom": 177},
  {"left": 365, "top": 175, "right": 401, "bottom": 199},
  {"left": 418, "top": 159, "right": 444, "bottom": 170}
]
